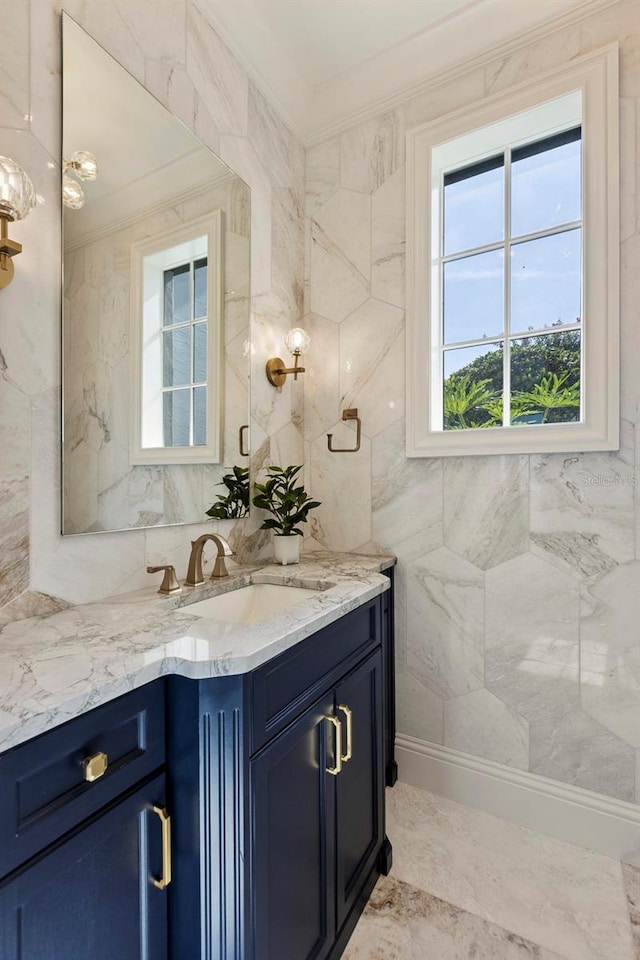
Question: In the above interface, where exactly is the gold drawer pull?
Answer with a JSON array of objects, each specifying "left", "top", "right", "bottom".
[
  {"left": 83, "top": 751, "right": 108, "bottom": 782},
  {"left": 151, "top": 806, "right": 172, "bottom": 890},
  {"left": 325, "top": 715, "right": 343, "bottom": 776},
  {"left": 337, "top": 704, "right": 353, "bottom": 762}
]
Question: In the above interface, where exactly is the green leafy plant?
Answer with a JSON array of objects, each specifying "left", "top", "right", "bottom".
[
  {"left": 252, "top": 465, "right": 321, "bottom": 537},
  {"left": 206, "top": 466, "right": 250, "bottom": 520},
  {"left": 443, "top": 374, "right": 497, "bottom": 430},
  {"left": 514, "top": 371, "right": 580, "bottom": 423}
]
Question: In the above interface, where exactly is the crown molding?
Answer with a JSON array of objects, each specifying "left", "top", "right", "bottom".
[
  {"left": 308, "top": 0, "right": 620, "bottom": 144},
  {"left": 198, "top": 0, "right": 620, "bottom": 147}
]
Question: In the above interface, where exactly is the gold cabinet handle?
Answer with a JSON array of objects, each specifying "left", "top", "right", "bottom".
[
  {"left": 151, "top": 805, "right": 172, "bottom": 890},
  {"left": 325, "top": 715, "right": 343, "bottom": 776},
  {"left": 83, "top": 751, "right": 108, "bottom": 782},
  {"left": 337, "top": 704, "right": 353, "bottom": 762}
]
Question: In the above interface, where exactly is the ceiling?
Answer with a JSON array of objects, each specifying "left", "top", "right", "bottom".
[
  {"left": 248, "top": 0, "right": 476, "bottom": 87},
  {"left": 197, "top": 0, "right": 607, "bottom": 142}
]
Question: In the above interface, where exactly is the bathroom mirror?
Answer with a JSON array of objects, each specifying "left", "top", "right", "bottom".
[{"left": 61, "top": 15, "right": 250, "bottom": 534}]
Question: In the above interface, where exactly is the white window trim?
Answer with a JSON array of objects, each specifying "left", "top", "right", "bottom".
[
  {"left": 130, "top": 211, "right": 224, "bottom": 465},
  {"left": 406, "top": 44, "right": 619, "bottom": 458}
]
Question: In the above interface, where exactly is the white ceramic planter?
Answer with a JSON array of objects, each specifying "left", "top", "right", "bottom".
[{"left": 272, "top": 535, "right": 300, "bottom": 565}]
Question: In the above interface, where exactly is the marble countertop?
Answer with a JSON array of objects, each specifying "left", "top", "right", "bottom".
[{"left": 0, "top": 551, "right": 394, "bottom": 753}]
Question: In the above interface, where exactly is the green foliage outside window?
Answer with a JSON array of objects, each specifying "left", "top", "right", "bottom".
[{"left": 443, "top": 331, "right": 581, "bottom": 430}]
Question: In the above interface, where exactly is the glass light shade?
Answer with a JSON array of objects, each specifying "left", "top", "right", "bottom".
[
  {"left": 62, "top": 173, "right": 85, "bottom": 210},
  {"left": 69, "top": 150, "right": 98, "bottom": 181},
  {"left": 0, "top": 155, "right": 36, "bottom": 221},
  {"left": 285, "top": 327, "right": 311, "bottom": 356}
]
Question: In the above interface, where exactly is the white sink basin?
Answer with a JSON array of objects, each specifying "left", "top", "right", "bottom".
[{"left": 183, "top": 583, "right": 320, "bottom": 624}]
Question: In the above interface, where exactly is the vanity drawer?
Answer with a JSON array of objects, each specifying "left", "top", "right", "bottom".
[
  {"left": 250, "top": 598, "right": 380, "bottom": 754},
  {"left": 0, "top": 680, "right": 165, "bottom": 879}
]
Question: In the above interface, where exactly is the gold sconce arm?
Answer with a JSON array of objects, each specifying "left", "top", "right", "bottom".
[
  {"left": 0, "top": 218, "right": 23, "bottom": 290},
  {"left": 327, "top": 409, "right": 362, "bottom": 453},
  {"left": 265, "top": 353, "right": 306, "bottom": 387}
]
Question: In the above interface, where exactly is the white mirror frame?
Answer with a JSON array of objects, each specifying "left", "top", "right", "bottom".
[{"left": 129, "top": 211, "right": 224, "bottom": 465}]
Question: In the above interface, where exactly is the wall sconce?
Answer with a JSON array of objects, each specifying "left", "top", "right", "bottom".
[
  {"left": 63, "top": 150, "right": 99, "bottom": 210},
  {"left": 0, "top": 156, "right": 36, "bottom": 290},
  {"left": 266, "top": 328, "right": 311, "bottom": 387}
]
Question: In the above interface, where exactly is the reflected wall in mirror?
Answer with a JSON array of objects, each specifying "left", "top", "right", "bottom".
[{"left": 62, "top": 15, "right": 250, "bottom": 535}]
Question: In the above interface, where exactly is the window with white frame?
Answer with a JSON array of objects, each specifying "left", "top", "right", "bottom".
[
  {"left": 406, "top": 46, "right": 619, "bottom": 457},
  {"left": 130, "top": 212, "right": 223, "bottom": 465}
]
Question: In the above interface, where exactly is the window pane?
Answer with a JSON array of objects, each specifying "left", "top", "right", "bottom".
[
  {"left": 443, "top": 342, "right": 503, "bottom": 430},
  {"left": 444, "top": 158, "right": 504, "bottom": 256},
  {"left": 193, "top": 386, "right": 207, "bottom": 446},
  {"left": 444, "top": 249, "right": 504, "bottom": 344},
  {"left": 193, "top": 321, "right": 208, "bottom": 383},
  {"left": 163, "top": 389, "right": 190, "bottom": 446},
  {"left": 511, "top": 130, "right": 581, "bottom": 237},
  {"left": 510, "top": 331, "right": 581, "bottom": 425},
  {"left": 164, "top": 263, "right": 190, "bottom": 326},
  {"left": 194, "top": 257, "right": 208, "bottom": 319},
  {"left": 510, "top": 229, "right": 581, "bottom": 336},
  {"left": 163, "top": 326, "right": 191, "bottom": 387}
]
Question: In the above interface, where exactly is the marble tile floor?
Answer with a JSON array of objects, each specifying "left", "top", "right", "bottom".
[{"left": 344, "top": 783, "right": 639, "bottom": 960}]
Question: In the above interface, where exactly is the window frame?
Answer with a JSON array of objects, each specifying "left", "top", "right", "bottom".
[
  {"left": 130, "top": 211, "right": 224, "bottom": 466},
  {"left": 406, "top": 45, "right": 619, "bottom": 457}
]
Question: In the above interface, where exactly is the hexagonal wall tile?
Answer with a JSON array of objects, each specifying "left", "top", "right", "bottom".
[
  {"left": 580, "top": 561, "right": 640, "bottom": 747},
  {"left": 310, "top": 189, "right": 370, "bottom": 322},
  {"left": 485, "top": 552, "right": 580, "bottom": 722},
  {"left": 308, "top": 429, "right": 371, "bottom": 552},
  {"left": 339, "top": 297, "right": 404, "bottom": 438},
  {"left": 372, "top": 419, "right": 442, "bottom": 561},
  {"left": 443, "top": 455, "right": 529, "bottom": 570},
  {"left": 444, "top": 688, "right": 529, "bottom": 770},
  {"left": 406, "top": 546, "right": 484, "bottom": 699}
]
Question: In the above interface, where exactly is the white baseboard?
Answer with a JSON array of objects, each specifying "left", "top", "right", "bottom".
[{"left": 396, "top": 735, "right": 640, "bottom": 865}]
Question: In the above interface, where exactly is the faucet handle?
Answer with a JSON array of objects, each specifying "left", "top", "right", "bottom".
[{"left": 147, "top": 565, "right": 181, "bottom": 595}]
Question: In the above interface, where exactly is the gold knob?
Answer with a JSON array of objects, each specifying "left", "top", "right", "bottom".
[{"left": 83, "top": 750, "right": 108, "bottom": 782}]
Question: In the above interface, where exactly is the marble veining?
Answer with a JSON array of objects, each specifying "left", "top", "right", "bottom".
[
  {"left": 622, "top": 863, "right": 640, "bottom": 960},
  {"left": 386, "top": 782, "right": 636, "bottom": 960},
  {"left": 343, "top": 875, "right": 565, "bottom": 960},
  {"left": 302, "top": 0, "right": 639, "bottom": 805},
  {"left": 0, "top": 552, "right": 393, "bottom": 753}
]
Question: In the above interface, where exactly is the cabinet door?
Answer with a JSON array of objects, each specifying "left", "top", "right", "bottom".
[
  {"left": 250, "top": 693, "right": 336, "bottom": 960},
  {"left": 0, "top": 775, "right": 168, "bottom": 960},
  {"left": 334, "top": 650, "right": 384, "bottom": 931}
]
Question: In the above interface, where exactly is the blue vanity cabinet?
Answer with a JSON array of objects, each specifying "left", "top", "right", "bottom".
[
  {"left": 0, "top": 684, "right": 169, "bottom": 960},
  {"left": 168, "top": 594, "right": 390, "bottom": 960},
  {"left": 250, "top": 648, "right": 384, "bottom": 960},
  {"left": 0, "top": 774, "right": 168, "bottom": 960}
]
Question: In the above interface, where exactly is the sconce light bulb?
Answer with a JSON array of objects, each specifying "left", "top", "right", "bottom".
[
  {"left": 285, "top": 327, "right": 311, "bottom": 357},
  {"left": 0, "top": 155, "right": 36, "bottom": 221},
  {"left": 62, "top": 173, "right": 85, "bottom": 210},
  {"left": 69, "top": 150, "right": 99, "bottom": 181}
]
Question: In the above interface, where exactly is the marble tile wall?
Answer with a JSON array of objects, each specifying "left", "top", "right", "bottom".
[
  {"left": 303, "top": 0, "right": 640, "bottom": 803},
  {"left": 0, "top": 0, "right": 305, "bottom": 610}
]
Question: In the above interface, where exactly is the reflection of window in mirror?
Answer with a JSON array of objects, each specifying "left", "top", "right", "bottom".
[{"left": 130, "top": 212, "right": 223, "bottom": 464}]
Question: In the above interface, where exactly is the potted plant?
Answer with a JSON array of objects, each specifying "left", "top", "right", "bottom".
[
  {"left": 252, "top": 465, "right": 321, "bottom": 565},
  {"left": 205, "top": 466, "right": 250, "bottom": 520}
]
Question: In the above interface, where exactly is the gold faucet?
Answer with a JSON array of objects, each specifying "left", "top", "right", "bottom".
[{"left": 186, "top": 533, "right": 234, "bottom": 585}]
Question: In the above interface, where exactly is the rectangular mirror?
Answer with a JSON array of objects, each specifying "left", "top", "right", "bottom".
[{"left": 62, "top": 15, "right": 250, "bottom": 534}]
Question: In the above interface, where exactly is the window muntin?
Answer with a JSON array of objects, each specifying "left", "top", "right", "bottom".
[{"left": 439, "top": 126, "right": 582, "bottom": 432}]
